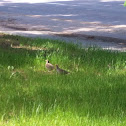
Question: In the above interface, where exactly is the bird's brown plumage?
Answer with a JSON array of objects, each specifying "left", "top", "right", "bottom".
[
  {"left": 56, "top": 65, "right": 69, "bottom": 74},
  {"left": 45, "top": 60, "right": 54, "bottom": 71}
]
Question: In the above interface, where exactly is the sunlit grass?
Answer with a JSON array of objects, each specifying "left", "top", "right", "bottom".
[{"left": 0, "top": 34, "right": 126, "bottom": 126}]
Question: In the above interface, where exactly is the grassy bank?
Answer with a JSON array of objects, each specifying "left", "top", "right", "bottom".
[{"left": 0, "top": 34, "right": 126, "bottom": 126}]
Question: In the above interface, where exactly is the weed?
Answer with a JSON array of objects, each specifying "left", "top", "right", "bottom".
[{"left": 0, "top": 34, "right": 126, "bottom": 126}]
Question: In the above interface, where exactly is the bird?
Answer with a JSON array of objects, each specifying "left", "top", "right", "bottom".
[
  {"left": 45, "top": 60, "right": 54, "bottom": 71},
  {"left": 56, "top": 65, "right": 69, "bottom": 74}
]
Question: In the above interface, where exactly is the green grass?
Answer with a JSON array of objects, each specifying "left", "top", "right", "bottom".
[{"left": 0, "top": 34, "right": 126, "bottom": 126}]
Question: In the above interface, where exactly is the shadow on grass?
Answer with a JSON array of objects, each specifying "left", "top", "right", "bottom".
[
  {"left": 0, "top": 46, "right": 38, "bottom": 68},
  {"left": 0, "top": 34, "right": 59, "bottom": 68}
]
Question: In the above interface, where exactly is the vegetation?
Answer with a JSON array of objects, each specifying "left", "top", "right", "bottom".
[
  {"left": 0, "top": 33, "right": 126, "bottom": 126},
  {"left": 124, "top": 1, "right": 126, "bottom": 7}
]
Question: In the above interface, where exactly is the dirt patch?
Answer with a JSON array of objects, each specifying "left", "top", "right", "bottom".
[
  {"left": 12, "top": 45, "right": 46, "bottom": 51},
  {"left": 4, "top": 25, "right": 28, "bottom": 31},
  {"left": 4, "top": 25, "right": 52, "bottom": 31}
]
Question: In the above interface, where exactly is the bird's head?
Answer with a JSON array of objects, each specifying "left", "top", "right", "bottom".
[
  {"left": 56, "top": 64, "right": 59, "bottom": 68},
  {"left": 45, "top": 60, "right": 49, "bottom": 63}
]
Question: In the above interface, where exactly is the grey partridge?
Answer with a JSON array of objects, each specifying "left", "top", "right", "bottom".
[
  {"left": 45, "top": 60, "right": 54, "bottom": 71},
  {"left": 56, "top": 65, "right": 69, "bottom": 74}
]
